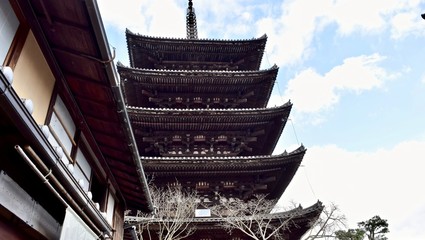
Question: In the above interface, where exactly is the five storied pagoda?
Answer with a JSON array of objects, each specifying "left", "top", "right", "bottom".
[{"left": 121, "top": 1, "right": 323, "bottom": 239}]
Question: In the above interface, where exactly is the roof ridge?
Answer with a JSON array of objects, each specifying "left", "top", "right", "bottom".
[{"left": 126, "top": 28, "right": 267, "bottom": 42}]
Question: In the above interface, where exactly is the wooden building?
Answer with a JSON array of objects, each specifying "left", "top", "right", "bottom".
[
  {"left": 0, "top": 0, "right": 152, "bottom": 239},
  {"left": 121, "top": 1, "right": 323, "bottom": 239}
]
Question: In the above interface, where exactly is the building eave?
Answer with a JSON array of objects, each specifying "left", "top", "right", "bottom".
[
  {"left": 84, "top": 0, "right": 153, "bottom": 213},
  {"left": 15, "top": 0, "right": 153, "bottom": 212}
]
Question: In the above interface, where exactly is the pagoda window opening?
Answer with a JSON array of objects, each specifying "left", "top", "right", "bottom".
[
  {"left": 194, "top": 134, "right": 205, "bottom": 142},
  {"left": 223, "top": 181, "right": 235, "bottom": 189},
  {"left": 196, "top": 181, "right": 209, "bottom": 189},
  {"left": 172, "top": 135, "right": 182, "bottom": 142},
  {"left": 193, "top": 96, "right": 202, "bottom": 103},
  {"left": 217, "top": 135, "right": 227, "bottom": 142},
  {"left": 170, "top": 182, "right": 181, "bottom": 187}
]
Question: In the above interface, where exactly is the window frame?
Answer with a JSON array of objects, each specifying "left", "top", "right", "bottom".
[{"left": 2, "top": 0, "right": 29, "bottom": 68}]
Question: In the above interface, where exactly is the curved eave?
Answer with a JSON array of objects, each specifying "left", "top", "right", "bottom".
[
  {"left": 127, "top": 101, "right": 291, "bottom": 116},
  {"left": 118, "top": 65, "right": 278, "bottom": 108},
  {"left": 126, "top": 103, "right": 292, "bottom": 130},
  {"left": 117, "top": 64, "right": 278, "bottom": 83},
  {"left": 125, "top": 201, "right": 323, "bottom": 240},
  {"left": 128, "top": 103, "right": 291, "bottom": 155},
  {"left": 141, "top": 146, "right": 306, "bottom": 170},
  {"left": 142, "top": 147, "right": 306, "bottom": 198},
  {"left": 126, "top": 30, "right": 267, "bottom": 71}
]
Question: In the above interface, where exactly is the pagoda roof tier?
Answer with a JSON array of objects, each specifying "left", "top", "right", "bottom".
[
  {"left": 126, "top": 29, "right": 267, "bottom": 71},
  {"left": 118, "top": 64, "right": 278, "bottom": 109},
  {"left": 124, "top": 201, "right": 324, "bottom": 240},
  {"left": 127, "top": 103, "right": 292, "bottom": 156},
  {"left": 142, "top": 146, "right": 306, "bottom": 200}
]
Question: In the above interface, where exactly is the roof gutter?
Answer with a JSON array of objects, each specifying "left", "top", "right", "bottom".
[{"left": 83, "top": 0, "right": 153, "bottom": 212}]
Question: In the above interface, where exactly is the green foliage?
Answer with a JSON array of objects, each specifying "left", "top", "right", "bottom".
[
  {"left": 358, "top": 215, "right": 389, "bottom": 240},
  {"left": 335, "top": 228, "right": 365, "bottom": 240}
]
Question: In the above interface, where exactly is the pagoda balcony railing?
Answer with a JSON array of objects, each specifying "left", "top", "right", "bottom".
[{"left": 124, "top": 201, "right": 323, "bottom": 226}]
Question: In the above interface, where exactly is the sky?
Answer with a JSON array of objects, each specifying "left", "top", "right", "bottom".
[{"left": 97, "top": 0, "right": 425, "bottom": 239}]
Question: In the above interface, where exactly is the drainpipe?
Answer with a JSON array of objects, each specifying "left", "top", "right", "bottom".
[{"left": 84, "top": 0, "right": 153, "bottom": 211}]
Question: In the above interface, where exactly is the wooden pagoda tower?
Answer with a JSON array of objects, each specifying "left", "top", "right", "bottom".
[{"left": 120, "top": 1, "right": 322, "bottom": 239}]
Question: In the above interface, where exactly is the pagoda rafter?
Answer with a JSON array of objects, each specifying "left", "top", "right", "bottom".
[
  {"left": 126, "top": 201, "right": 323, "bottom": 239},
  {"left": 135, "top": 129, "right": 261, "bottom": 157},
  {"left": 127, "top": 103, "right": 291, "bottom": 156},
  {"left": 142, "top": 146, "right": 306, "bottom": 201},
  {"left": 126, "top": 30, "right": 267, "bottom": 70},
  {"left": 118, "top": 64, "right": 278, "bottom": 108}
]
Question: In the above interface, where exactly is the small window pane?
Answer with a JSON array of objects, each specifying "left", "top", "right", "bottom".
[
  {"left": 73, "top": 165, "right": 89, "bottom": 192},
  {"left": 75, "top": 148, "right": 91, "bottom": 180},
  {"left": 0, "top": 1, "right": 19, "bottom": 63},
  {"left": 50, "top": 112, "right": 73, "bottom": 153},
  {"left": 54, "top": 97, "right": 76, "bottom": 134},
  {"left": 106, "top": 193, "right": 115, "bottom": 224}
]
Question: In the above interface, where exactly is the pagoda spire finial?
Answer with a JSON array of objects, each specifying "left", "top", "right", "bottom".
[{"left": 186, "top": 0, "right": 198, "bottom": 39}]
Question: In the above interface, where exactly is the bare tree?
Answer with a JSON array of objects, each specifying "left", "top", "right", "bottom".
[
  {"left": 211, "top": 194, "right": 297, "bottom": 240},
  {"left": 304, "top": 202, "right": 347, "bottom": 239},
  {"left": 135, "top": 184, "right": 199, "bottom": 240}
]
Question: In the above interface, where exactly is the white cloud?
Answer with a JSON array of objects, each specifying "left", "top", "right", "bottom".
[
  {"left": 253, "top": 0, "right": 425, "bottom": 67},
  {"left": 195, "top": 0, "right": 264, "bottom": 38},
  {"left": 275, "top": 54, "right": 396, "bottom": 113},
  {"left": 98, "top": 0, "right": 146, "bottom": 32},
  {"left": 391, "top": 11, "right": 425, "bottom": 39},
  {"left": 255, "top": 0, "right": 331, "bottom": 66},
  {"left": 280, "top": 140, "right": 425, "bottom": 239},
  {"left": 98, "top": 0, "right": 186, "bottom": 37},
  {"left": 98, "top": 0, "right": 425, "bottom": 66}
]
